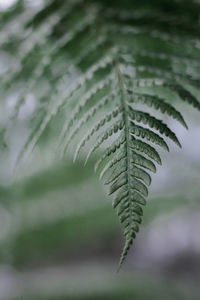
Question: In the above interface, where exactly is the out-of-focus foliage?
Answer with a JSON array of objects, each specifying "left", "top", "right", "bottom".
[{"left": 0, "top": 153, "right": 200, "bottom": 299}]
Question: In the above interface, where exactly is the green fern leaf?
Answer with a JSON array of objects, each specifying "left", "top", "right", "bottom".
[
  {"left": 127, "top": 92, "right": 188, "bottom": 129},
  {"left": 1, "top": 0, "right": 200, "bottom": 270}
]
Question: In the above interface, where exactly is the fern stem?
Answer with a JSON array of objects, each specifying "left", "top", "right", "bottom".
[{"left": 115, "top": 57, "right": 132, "bottom": 269}]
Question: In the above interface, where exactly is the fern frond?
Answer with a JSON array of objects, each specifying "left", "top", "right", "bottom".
[
  {"left": 59, "top": 68, "right": 114, "bottom": 153},
  {"left": 129, "top": 122, "right": 169, "bottom": 151},
  {"left": 104, "top": 160, "right": 127, "bottom": 185},
  {"left": 61, "top": 93, "right": 113, "bottom": 156},
  {"left": 131, "top": 92, "right": 187, "bottom": 128},
  {"left": 130, "top": 151, "right": 156, "bottom": 173},
  {"left": 129, "top": 136, "right": 162, "bottom": 165},
  {"left": 128, "top": 108, "right": 181, "bottom": 148},
  {"left": 165, "top": 82, "right": 200, "bottom": 111},
  {"left": 95, "top": 135, "right": 125, "bottom": 173},
  {"left": 84, "top": 120, "right": 125, "bottom": 165},
  {"left": 73, "top": 106, "right": 122, "bottom": 161},
  {"left": 1, "top": 0, "right": 200, "bottom": 270},
  {"left": 99, "top": 147, "right": 127, "bottom": 181},
  {"left": 130, "top": 166, "right": 151, "bottom": 187}
]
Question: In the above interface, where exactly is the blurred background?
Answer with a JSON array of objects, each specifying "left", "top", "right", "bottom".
[{"left": 0, "top": 0, "right": 200, "bottom": 299}]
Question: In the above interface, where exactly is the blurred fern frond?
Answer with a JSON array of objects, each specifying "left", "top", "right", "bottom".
[{"left": 1, "top": 0, "right": 200, "bottom": 269}]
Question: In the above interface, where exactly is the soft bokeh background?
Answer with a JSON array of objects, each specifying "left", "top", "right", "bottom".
[{"left": 0, "top": 0, "right": 200, "bottom": 299}]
